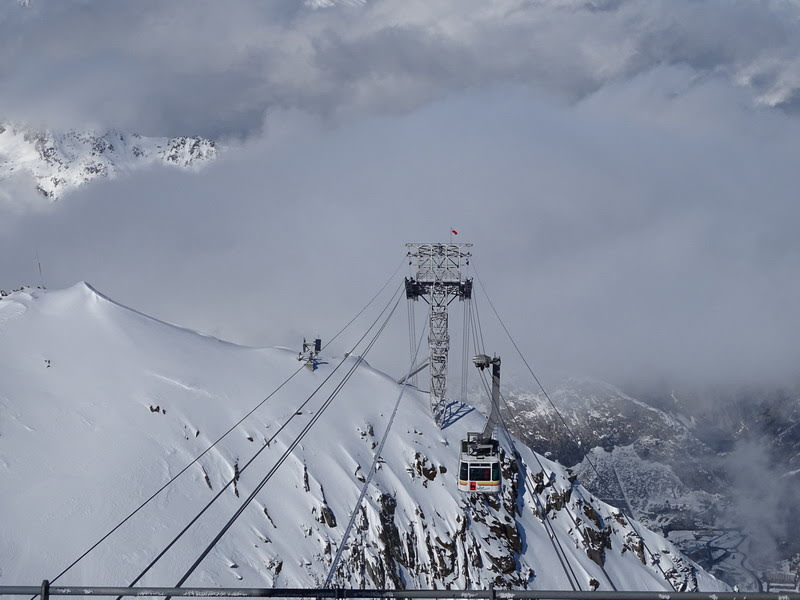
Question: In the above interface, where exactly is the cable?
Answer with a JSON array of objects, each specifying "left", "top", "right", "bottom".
[
  {"left": 491, "top": 368, "right": 617, "bottom": 591},
  {"left": 120, "top": 285, "right": 403, "bottom": 595},
  {"left": 166, "top": 293, "right": 403, "bottom": 595},
  {"left": 37, "top": 264, "right": 404, "bottom": 596},
  {"left": 466, "top": 305, "right": 580, "bottom": 591},
  {"left": 472, "top": 268, "right": 676, "bottom": 591},
  {"left": 407, "top": 297, "right": 417, "bottom": 386},
  {"left": 44, "top": 364, "right": 307, "bottom": 593},
  {"left": 474, "top": 298, "right": 589, "bottom": 589},
  {"left": 495, "top": 383, "right": 617, "bottom": 590},
  {"left": 324, "top": 319, "right": 429, "bottom": 587},
  {"left": 473, "top": 297, "right": 617, "bottom": 591},
  {"left": 460, "top": 297, "right": 470, "bottom": 404},
  {"left": 472, "top": 286, "right": 487, "bottom": 356},
  {"left": 322, "top": 258, "right": 406, "bottom": 352}
]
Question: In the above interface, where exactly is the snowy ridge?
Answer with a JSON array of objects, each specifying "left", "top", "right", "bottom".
[
  {"left": 0, "top": 285, "right": 728, "bottom": 591},
  {"left": 0, "top": 123, "right": 216, "bottom": 198}
]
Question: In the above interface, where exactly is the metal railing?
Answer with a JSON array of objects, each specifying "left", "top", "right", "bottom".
[{"left": 3, "top": 584, "right": 800, "bottom": 600}]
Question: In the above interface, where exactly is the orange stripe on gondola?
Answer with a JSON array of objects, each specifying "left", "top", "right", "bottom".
[{"left": 458, "top": 480, "right": 500, "bottom": 486}]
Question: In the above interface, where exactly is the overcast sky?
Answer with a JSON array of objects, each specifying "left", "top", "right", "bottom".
[{"left": 2, "top": 0, "right": 800, "bottom": 389}]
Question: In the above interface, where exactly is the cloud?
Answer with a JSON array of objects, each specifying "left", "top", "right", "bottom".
[
  {"left": 1, "top": 76, "right": 799, "bottom": 389},
  {"left": 1, "top": 1, "right": 799, "bottom": 386},
  {"left": 3, "top": 1, "right": 800, "bottom": 137},
  {"left": 724, "top": 439, "right": 799, "bottom": 568}
]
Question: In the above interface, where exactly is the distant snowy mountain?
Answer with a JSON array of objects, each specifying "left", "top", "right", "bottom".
[
  {"left": 502, "top": 378, "right": 725, "bottom": 517},
  {"left": 0, "top": 123, "right": 217, "bottom": 198},
  {"left": 499, "top": 377, "right": 797, "bottom": 590},
  {"left": 0, "top": 284, "right": 727, "bottom": 591}
]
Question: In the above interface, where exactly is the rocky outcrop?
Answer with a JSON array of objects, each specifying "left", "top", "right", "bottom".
[{"left": 0, "top": 123, "right": 217, "bottom": 198}]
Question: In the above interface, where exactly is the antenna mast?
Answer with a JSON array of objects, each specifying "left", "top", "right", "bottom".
[{"left": 405, "top": 242, "right": 472, "bottom": 427}]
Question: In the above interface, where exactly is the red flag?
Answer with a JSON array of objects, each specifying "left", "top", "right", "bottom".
[{"left": 451, "top": 229, "right": 458, "bottom": 235}]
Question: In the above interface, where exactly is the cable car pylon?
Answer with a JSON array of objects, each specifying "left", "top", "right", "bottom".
[
  {"left": 404, "top": 242, "right": 473, "bottom": 427},
  {"left": 404, "top": 242, "right": 501, "bottom": 493}
]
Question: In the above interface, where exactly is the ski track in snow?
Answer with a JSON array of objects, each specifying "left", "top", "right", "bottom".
[{"left": 146, "top": 371, "right": 216, "bottom": 398}]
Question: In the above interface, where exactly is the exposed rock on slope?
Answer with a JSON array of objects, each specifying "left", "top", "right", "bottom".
[
  {"left": 501, "top": 378, "right": 726, "bottom": 529},
  {"left": 0, "top": 123, "right": 216, "bottom": 198}
]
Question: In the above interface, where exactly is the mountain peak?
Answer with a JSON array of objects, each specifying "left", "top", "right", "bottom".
[{"left": 0, "top": 123, "right": 217, "bottom": 199}]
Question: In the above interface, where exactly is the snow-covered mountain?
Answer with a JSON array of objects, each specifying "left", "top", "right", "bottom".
[
  {"left": 499, "top": 377, "right": 799, "bottom": 590},
  {"left": 0, "top": 284, "right": 727, "bottom": 591},
  {"left": 502, "top": 378, "right": 725, "bottom": 521},
  {"left": 0, "top": 123, "right": 217, "bottom": 198}
]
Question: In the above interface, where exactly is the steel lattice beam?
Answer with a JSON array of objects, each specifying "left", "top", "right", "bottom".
[{"left": 405, "top": 243, "right": 472, "bottom": 426}]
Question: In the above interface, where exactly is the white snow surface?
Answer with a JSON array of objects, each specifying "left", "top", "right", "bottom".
[
  {"left": 0, "top": 284, "right": 729, "bottom": 591},
  {"left": 0, "top": 123, "right": 216, "bottom": 198}
]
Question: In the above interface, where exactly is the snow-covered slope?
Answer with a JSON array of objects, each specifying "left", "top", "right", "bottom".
[
  {"left": 0, "top": 124, "right": 216, "bottom": 198},
  {"left": 0, "top": 284, "right": 727, "bottom": 591}
]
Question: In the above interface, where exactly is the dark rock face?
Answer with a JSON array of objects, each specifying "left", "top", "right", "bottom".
[
  {"left": 320, "top": 504, "right": 337, "bottom": 528},
  {"left": 412, "top": 452, "right": 439, "bottom": 482},
  {"left": 326, "top": 444, "right": 698, "bottom": 591},
  {"left": 376, "top": 493, "right": 405, "bottom": 588},
  {"left": 327, "top": 451, "right": 534, "bottom": 590}
]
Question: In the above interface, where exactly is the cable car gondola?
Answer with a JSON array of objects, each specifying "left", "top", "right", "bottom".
[
  {"left": 458, "top": 432, "right": 501, "bottom": 492},
  {"left": 458, "top": 354, "right": 502, "bottom": 494}
]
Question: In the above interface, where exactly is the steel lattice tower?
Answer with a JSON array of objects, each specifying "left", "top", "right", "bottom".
[{"left": 405, "top": 242, "right": 472, "bottom": 427}]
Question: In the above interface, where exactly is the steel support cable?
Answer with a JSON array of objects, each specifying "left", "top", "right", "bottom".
[
  {"left": 324, "top": 319, "right": 429, "bottom": 588},
  {"left": 471, "top": 267, "right": 581, "bottom": 456},
  {"left": 477, "top": 367, "right": 580, "bottom": 590},
  {"left": 120, "top": 286, "right": 404, "bottom": 597},
  {"left": 473, "top": 298, "right": 582, "bottom": 590},
  {"left": 517, "top": 459, "right": 580, "bottom": 590},
  {"left": 472, "top": 363, "right": 580, "bottom": 592},
  {"left": 475, "top": 312, "right": 627, "bottom": 594},
  {"left": 460, "top": 298, "right": 470, "bottom": 403},
  {"left": 324, "top": 258, "right": 407, "bottom": 353},
  {"left": 492, "top": 384, "right": 615, "bottom": 592},
  {"left": 471, "top": 286, "right": 487, "bottom": 355},
  {"left": 497, "top": 386, "right": 618, "bottom": 592},
  {"left": 407, "top": 299, "right": 417, "bottom": 386},
  {"left": 467, "top": 302, "right": 581, "bottom": 592},
  {"left": 472, "top": 269, "right": 676, "bottom": 591},
  {"left": 469, "top": 338, "right": 614, "bottom": 592},
  {"left": 37, "top": 266, "right": 404, "bottom": 596},
  {"left": 473, "top": 297, "right": 618, "bottom": 594},
  {"left": 165, "top": 294, "right": 403, "bottom": 596},
  {"left": 467, "top": 310, "right": 579, "bottom": 591}
]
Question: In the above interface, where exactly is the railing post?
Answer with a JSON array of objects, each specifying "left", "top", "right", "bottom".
[
  {"left": 489, "top": 584, "right": 495, "bottom": 600},
  {"left": 40, "top": 580, "right": 49, "bottom": 600}
]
